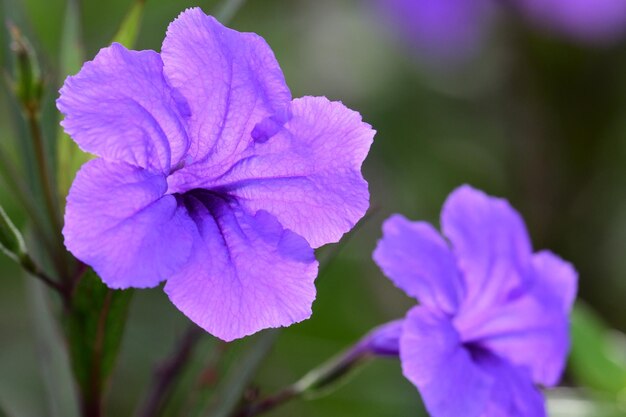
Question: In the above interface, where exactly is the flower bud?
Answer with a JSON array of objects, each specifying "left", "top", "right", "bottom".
[
  {"left": 7, "top": 22, "right": 43, "bottom": 112},
  {"left": 362, "top": 320, "right": 403, "bottom": 357}
]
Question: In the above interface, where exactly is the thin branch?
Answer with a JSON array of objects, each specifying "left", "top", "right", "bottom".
[
  {"left": 231, "top": 339, "right": 374, "bottom": 417},
  {"left": 24, "top": 105, "right": 61, "bottom": 236},
  {"left": 19, "top": 253, "right": 66, "bottom": 297},
  {"left": 135, "top": 325, "right": 204, "bottom": 417}
]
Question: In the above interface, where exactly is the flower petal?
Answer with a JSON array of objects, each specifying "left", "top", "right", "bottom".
[
  {"left": 161, "top": 8, "right": 291, "bottom": 172},
  {"left": 63, "top": 159, "right": 195, "bottom": 288},
  {"left": 364, "top": 320, "right": 404, "bottom": 356},
  {"left": 400, "top": 306, "right": 492, "bottom": 417},
  {"left": 164, "top": 195, "right": 318, "bottom": 341},
  {"left": 373, "top": 214, "right": 464, "bottom": 314},
  {"left": 441, "top": 185, "right": 533, "bottom": 314},
  {"left": 532, "top": 250, "right": 578, "bottom": 313},
  {"left": 197, "top": 96, "right": 374, "bottom": 248},
  {"left": 57, "top": 43, "right": 189, "bottom": 172},
  {"left": 475, "top": 353, "right": 547, "bottom": 417},
  {"left": 463, "top": 251, "right": 577, "bottom": 387}
]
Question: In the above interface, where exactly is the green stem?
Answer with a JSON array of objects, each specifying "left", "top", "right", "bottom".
[
  {"left": 19, "top": 253, "right": 69, "bottom": 304},
  {"left": 25, "top": 105, "right": 61, "bottom": 236},
  {"left": 0, "top": 145, "right": 50, "bottom": 240},
  {"left": 135, "top": 325, "right": 204, "bottom": 417},
  {"left": 231, "top": 339, "right": 374, "bottom": 417},
  {"left": 23, "top": 105, "right": 71, "bottom": 284},
  {"left": 78, "top": 289, "right": 113, "bottom": 417}
]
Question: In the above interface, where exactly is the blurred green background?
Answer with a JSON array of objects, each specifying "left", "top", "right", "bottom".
[{"left": 0, "top": 0, "right": 625, "bottom": 416}]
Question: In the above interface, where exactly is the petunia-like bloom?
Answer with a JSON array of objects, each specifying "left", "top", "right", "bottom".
[
  {"left": 373, "top": 185, "right": 577, "bottom": 417},
  {"left": 57, "top": 8, "right": 374, "bottom": 342},
  {"left": 515, "top": 0, "right": 626, "bottom": 44},
  {"left": 375, "top": 0, "right": 494, "bottom": 63}
]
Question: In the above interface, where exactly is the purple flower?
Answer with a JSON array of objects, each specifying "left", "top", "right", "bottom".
[
  {"left": 373, "top": 185, "right": 577, "bottom": 417},
  {"left": 515, "top": 0, "right": 626, "bottom": 44},
  {"left": 376, "top": 0, "right": 494, "bottom": 62},
  {"left": 57, "top": 8, "right": 374, "bottom": 342}
]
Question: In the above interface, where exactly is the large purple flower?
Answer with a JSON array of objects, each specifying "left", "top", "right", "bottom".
[
  {"left": 57, "top": 8, "right": 374, "bottom": 342},
  {"left": 373, "top": 185, "right": 577, "bottom": 417}
]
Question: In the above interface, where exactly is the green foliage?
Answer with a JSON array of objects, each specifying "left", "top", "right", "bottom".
[
  {"left": 0, "top": 204, "right": 25, "bottom": 262},
  {"left": 112, "top": 0, "right": 146, "bottom": 47},
  {"left": 6, "top": 22, "right": 43, "bottom": 112},
  {"left": 64, "top": 270, "right": 133, "bottom": 411},
  {"left": 569, "top": 303, "right": 626, "bottom": 399},
  {"left": 56, "top": 0, "right": 88, "bottom": 203}
]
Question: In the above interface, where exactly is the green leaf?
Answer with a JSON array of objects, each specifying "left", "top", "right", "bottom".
[
  {"left": 27, "top": 278, "right": 79, "bottom": 417},
  {"left": 112, "top": 0, "right": 146, "bottom": 47},
  {"left": 569, "top": 303, "right": 626, "bottom": 397},
  {"left": 0, "top": 204, "right": 26, "bottom": 262},
  {"left": 204, "top": 330, "right": 279, "bottom": 417},
  {"left": 56, "top": 0, "right": 89, "bottom": 203},
  {"left": 64, "top": 270, "right": 133, "bottom": 412}
]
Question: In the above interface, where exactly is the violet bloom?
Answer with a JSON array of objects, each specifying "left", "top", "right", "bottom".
[
  {"left": 516, "top": 0, "right": 626, "bottom": 44},
  {"left": 373, "top": 185, "right": 577, "bottom": 417},
  {"left": 57, "top": 8, "right": 374, "bottom": 342},
  {"left": 377, "top": 0, "right": 494, "bottom": 62}
]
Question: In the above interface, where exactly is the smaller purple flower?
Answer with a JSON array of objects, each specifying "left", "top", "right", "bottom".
[
  {"left": 376, "top": 0, "right": 494, "bottom": 63},
  {"left": 516, "top": 0, "right": 626, "bottom": 44},
  {"left": 373, "top": 185, "right": 577, "bottom": 417},
  {"left": 57, "top": 8, "right": 374, "bottom": 342}
]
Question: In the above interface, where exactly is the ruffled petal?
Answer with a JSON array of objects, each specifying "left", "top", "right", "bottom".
[
  {"left": 63, "top": 159, "right": 195, "bottom": 288},
  {"left": 179, "top": 96, "right": 374, "bottom": 248},
  {"left": 164, "top": 195, "right": 318, "bottom": 341},
  {"left": 441, "top": 185, "right": 533, "bottom": 314},
  {"left": 400, "top": 306, "right": 492, "bottom": 417},
  {"left": 161, "top": 8, "right": 291, "bottom": 173},
  {"left": 57, "top": 43, "right": 189, "bottom": 172},
  {"left": 373, "top": 214, "right": 464, "bottom": 314},
  {"left": 475, "top": 353, "right": 547, "bottom": 417}
]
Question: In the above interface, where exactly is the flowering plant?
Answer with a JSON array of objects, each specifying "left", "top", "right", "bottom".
[{"left": 0, "top": 2, "right": 623, "bottom": 417}]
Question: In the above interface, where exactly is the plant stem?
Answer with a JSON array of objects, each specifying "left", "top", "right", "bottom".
[
  {"left": 78, "top": 289, "right": 114, "bottom": 417},
  {"left": 20, "top": 253, "right": 69, "bottom": 303},
  {"left": 207, "top": 330, "right": 279, "bottom": 417},
  {"left": 23, "top": 104, "right": 72, "bottom": 285},
  {"left": 231, "top": 339, "right": 374, "bottom": 417},
  {"left": 135, "top": 325, "right": 204, "bottom": 417},
  {"left": 0, "top": 145, "right": 52, "bottom": 246},
  {"left": 24, "top": 105, "right": 61, "bottom": 238}
]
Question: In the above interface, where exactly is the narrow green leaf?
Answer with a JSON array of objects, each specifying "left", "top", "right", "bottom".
[
  {"left": 0, "top": 204, "right": 26, "bottom": 262},
  {"left": 64, "top": 270, "right": 133, "bottom": 413},
  {"left": 56, "top": 0, "right": 88, "bottom": 203},
  {"left": 569, "top": 303, "right": 626, "bottom": 397},
  {"left": 204, "top": 330, "right": 279, "bottom": 417},
  {"left": 113, "top": 0, "right": 146, "bottom": 47},
  {"left": 27, "top": 278, "right": 79, "bottom": 417}
]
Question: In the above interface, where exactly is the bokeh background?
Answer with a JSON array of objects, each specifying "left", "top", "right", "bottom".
[{"left": 0, "top": 0, "right": 625, "bottom": 416}]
